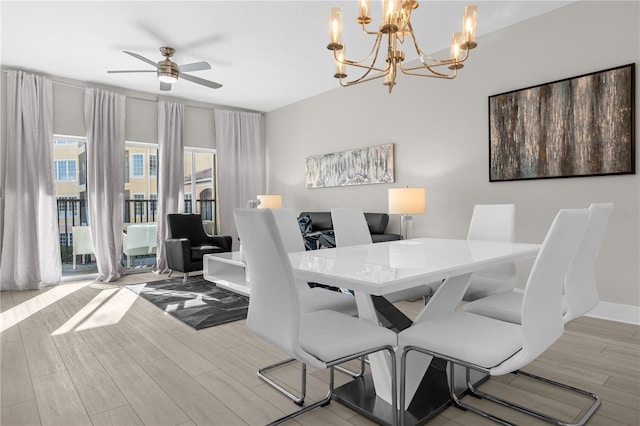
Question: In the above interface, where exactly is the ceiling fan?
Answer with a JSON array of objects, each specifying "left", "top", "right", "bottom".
[{"left": 108, "top": 46, "right": 222, "bottom": 91}]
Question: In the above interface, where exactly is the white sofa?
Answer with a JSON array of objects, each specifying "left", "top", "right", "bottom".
[{"left": 123, "top": 223, "right": 157, "bottom": 267}]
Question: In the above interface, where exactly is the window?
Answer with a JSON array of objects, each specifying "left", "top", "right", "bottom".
[
  {"left": 58, "top": 196, "right": 79, "bottom": 217},
  {"left": 131, "top": 154, "right": 144, "bottom": 178},
  {"left": 124, "top": 150, "right": 130, "bottom": 184},
  {"left": 54, "top": 160, "right": 77, "bottom": 181},
  {"left": 183, "top": 148, "right": 216, "bottom": 221},
  {"left": 124, "top": 143, "right": 158, "bottom": 224},
  {"left": 59, "top": 232, "right": 72, "bottom": 246},
  {"left": 149, "top": 154, "right": 157, "bottom": 177},
  {"left": 150, "top": 194, "right": 158, "bottom": 218},
  {"left": 53, "top": 134, "right": 93, "bottom": 276},
  {"left": 184, "top": 193, "right": 193, "bottom": 214},
  {"left": 133, "top": 193, "right": 145, "bottom": 217},
  {"left": 78, "top": 152, "right": 87, "bottom": 186}
]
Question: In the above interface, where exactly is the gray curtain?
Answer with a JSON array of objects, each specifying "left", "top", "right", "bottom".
[
  {"left": 155, "top": 100, "right": 184, "bottom": 273},
  {"left": 0, "top": 70, "right": 61, "bottom": 290},
  {"left": 215, "top": 110, "right": 264, "bottom": 250},
  {"left": 84, "top": 88, "right": 126, "bottom": 282}
]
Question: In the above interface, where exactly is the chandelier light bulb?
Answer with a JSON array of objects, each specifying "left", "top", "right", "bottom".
[{"left": 328, "top": 7, "right": 343, "bottom": 50}]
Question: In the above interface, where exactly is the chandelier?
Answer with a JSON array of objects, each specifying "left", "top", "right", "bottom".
[{"left": 327, "top": 0, "right": 478, "bottom": 93}]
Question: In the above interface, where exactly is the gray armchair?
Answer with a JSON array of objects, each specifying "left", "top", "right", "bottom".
[{"left": 165, "top": 213, "right": 232, "bottom": 282}]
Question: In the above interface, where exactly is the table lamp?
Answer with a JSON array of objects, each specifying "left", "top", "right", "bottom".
[
  {"left": 257, "top": 194, "right": 282, "bottom": 209},
  {"left": 388, "top": 187, "right": 426, "bottom": 240}
]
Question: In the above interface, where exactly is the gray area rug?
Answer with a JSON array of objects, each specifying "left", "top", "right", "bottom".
[{"left": 127, "top": 277, "right": 249, "bottom": 330}]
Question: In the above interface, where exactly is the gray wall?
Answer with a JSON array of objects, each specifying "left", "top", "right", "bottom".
[{"left": 264, "top": 1, "right": 640, "bottom": 307}]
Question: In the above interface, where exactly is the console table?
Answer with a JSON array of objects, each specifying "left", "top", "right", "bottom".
[{"left": 203, "top": 252, "right": 249, "bottom": 296}]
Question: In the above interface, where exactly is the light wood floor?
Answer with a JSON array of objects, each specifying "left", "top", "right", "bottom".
[{"left": 1, "top": 272, "right": 638, "bottom": 426}]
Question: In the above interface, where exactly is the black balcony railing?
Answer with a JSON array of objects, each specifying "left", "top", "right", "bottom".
[
  {"left": 184, "top": 199, "right": 215, "bottom": 221},
  {"left": 57, "top": 198, "right": 89, "bottom": 265},
  {"left": 57, "top": 197, "right": 217, "bottom": 265},
  {"left": 125, "top": 199, "right": 159, "bottom": 224},
  {"left": 124, "top": 199, "right": 215, "bottom": 223}
]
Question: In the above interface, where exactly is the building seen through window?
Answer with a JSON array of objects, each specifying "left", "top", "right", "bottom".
[{"left": 53, "top": 136, "right": 218, "bottom": 275}]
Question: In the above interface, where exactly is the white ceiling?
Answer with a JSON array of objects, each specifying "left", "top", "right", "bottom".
[{"left": 1, "top": 1, "right": 572, "bottom": 113}]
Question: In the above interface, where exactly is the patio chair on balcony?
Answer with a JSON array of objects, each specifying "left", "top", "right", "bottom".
[
  {"left": 123, "top": 223, "right": 158, "bottom": 268},
  {"left": 72, "top": 226, "right": 94, "bottom": 270}
]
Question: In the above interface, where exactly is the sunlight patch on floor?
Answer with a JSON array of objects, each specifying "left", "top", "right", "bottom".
[
  {"left": 0, "top": 281, "right": 91, "bottom": 333},
  {"left": 51, "top": 287, "right": 138, "bottom": 335}
]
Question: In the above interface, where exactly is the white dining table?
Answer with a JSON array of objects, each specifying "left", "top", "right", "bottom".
[{"left": 289, "top": 237, "right": 540, "bottom": 425}]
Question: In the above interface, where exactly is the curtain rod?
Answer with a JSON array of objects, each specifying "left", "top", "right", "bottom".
[{"left": 1, "top": 68, "right": 248, "bottom": 113}]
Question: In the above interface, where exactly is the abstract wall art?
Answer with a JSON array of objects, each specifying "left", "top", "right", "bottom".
[
  {"left": 489, "top": 63, "right": 635, "bottom": 181},
  {"left": 305, "top": 143, "right": 395, "bottom": 188}
]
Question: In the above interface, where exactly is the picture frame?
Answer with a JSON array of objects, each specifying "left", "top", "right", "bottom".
[
  {"left": 305, "top": 143, "right": 395, "bottom": 188},
  {"left": 489, "top": 63, "right": 635, "bottom": 182}
]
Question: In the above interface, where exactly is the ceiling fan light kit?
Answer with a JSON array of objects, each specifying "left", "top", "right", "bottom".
[
  {"left": 327, "top": 0, "right": 478, "bottom": 93},
  {"left": 107, "top": 46, "right": 222, "bottom": 91},
  {"left": 157, "top": 47, "right": 179, "bottom": 84}
]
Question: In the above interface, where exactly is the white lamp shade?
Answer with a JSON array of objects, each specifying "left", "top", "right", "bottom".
[
  {"left": 388, "top": 188, "right": 426, "bottom": 215},
  {"left": 257, "top": 194, "right": 282, "bottom": 209}
]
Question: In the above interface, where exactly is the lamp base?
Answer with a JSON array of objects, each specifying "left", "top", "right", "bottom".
[{"left": 400, "top": 215, "right": 413, "bottom": 240}]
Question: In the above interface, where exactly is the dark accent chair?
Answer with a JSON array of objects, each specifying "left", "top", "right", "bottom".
[{"left": 165, "top": 213, "right": 232, "bottom": 282}]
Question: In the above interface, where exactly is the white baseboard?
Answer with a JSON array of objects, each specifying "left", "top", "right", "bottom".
[
  {"left": 511, "top": 288, "right": 639, "bottom": 325},
  {"left": 585, "top": 301, "right": 640, "bottom": 325}
]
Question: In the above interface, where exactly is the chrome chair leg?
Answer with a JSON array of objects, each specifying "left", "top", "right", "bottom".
[
  {"left": 258, "top": 354, "right": 365, "bottom": 407},
  {"left": 449, "top": 365, "right": 515, "bottom": 426},
  {"left": 267, "top": 367, "right": 333, "bottom": 426},
  {"left": 466, "top": 369, "right": 601, "bottom": 426},
  {"left": 400, "top": 346, "right": 600, "bottom": 426},
  {"left": 335, "top": 356, "right": 366, "bottom": 378},
  {"left": 269, "top": 346, "right": 397, "bottom": 426},
  {"left": 258, "top": 358, "right": 306, "bottom": 406}
]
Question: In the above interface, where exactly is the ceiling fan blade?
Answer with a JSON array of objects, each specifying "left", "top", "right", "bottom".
[
  {"left": 180, "top": 73, "right": 223, "bottom": 89},
  {"left": 107, "top": 70, "right": 157, "bottom": 73},
  {"left": 178, "top": 62, "right": 211, "bottom": 72},
  {"left": 160, "top": 82, "right": 172, "bottom": 91},
  {"left": 123, "top": 51, "right": 158, "bottom": 68}
]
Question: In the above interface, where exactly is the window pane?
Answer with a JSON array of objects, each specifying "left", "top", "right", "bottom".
[
  {"left": 149, "top": 154, "right": 157, "bottom": 177},
  {"left": 123, "top": 144, "right": 158, "bottom": 270},
  {"left": 133, "top": 193, "right": 145, "bottom": 217},
  {"left": 132, "top": 154, "right": 144, "bottom": 178},
  {"left": 53, "top": 135, "right": 94, "bottom": 277},
  {"left": 183, "top": 148, "right": 216, "bottom": 228},
  {"left": 194, "top": 152, "right": 214, "bottom": 221},
  {"left": 125, "top": 145, "right": 157, "bottom": 225},
  {"left": 54, "top": 160, "right": 77, "bottom": 181},
  {"left": 124, "top": 150, "right": 130, "bottom": 184}
]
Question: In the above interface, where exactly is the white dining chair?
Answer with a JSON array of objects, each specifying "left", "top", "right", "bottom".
[
  {"left": 461, "top": 203, "right": 613, "bottom": 325},
  {"left": 234, "top": 208, "right": 398, "bottom": 425},
  {"left": 397, "top": 209, "right": 600, "bottom": 426},
  {"left": 272, "top": 208, "right": 358, "bottom": 315},
  {"left": 261, "top": 208, "right": 361, "bottom": 405},
  {"left": 463, "top": 204, "right": 517, "bottom": 301},
  {"left": 331, "top": 207, "right": 439, "bottom": 303}
]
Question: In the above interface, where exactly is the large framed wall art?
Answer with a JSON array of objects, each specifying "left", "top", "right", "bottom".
[
  {"left": 305, "top": 143, "right": 395, "bottom": 188},
  {"left": 489, "top": 63, "right": 635, "bottom": 182}
]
